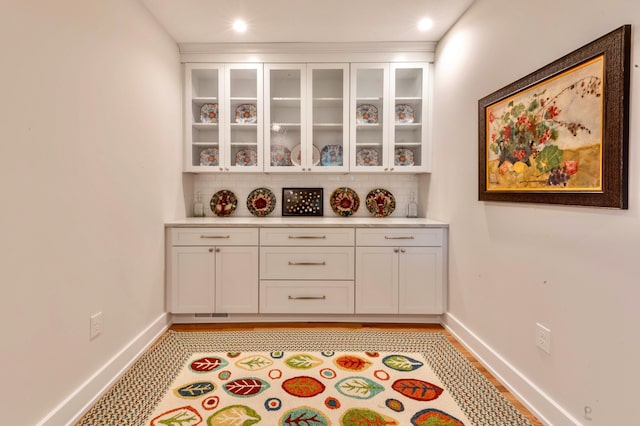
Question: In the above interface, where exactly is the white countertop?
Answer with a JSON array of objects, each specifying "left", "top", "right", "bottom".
[{"left": 165, "top": 217, "right": 448, "bottom": 228}]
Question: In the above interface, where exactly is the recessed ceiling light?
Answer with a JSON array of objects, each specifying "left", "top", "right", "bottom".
[
  {"left": 232, "top": 19, "right": 247, "bottom": 33},
  {"left": 418, "top": 18, "right": 433, "bottom": 31}
]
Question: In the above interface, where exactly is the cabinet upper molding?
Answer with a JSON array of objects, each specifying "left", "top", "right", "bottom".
[{"left": 180, "top": 42, "right": 435, "bottom": 63}]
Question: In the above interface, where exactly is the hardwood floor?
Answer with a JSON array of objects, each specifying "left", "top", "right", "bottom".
[{"left": 170, "top": 322, "right": 543, "bottom": 425}]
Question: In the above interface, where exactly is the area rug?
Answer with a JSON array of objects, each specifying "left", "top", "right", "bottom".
[{"left": 77, "top": 330, "right": 533, "bottom": 425}]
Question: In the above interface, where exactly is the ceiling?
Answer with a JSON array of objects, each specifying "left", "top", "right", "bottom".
[{"left": 139, "top": 0, "right": 474, "bottom": 45}]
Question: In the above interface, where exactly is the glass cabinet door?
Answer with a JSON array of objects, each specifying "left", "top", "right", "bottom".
[
  {"left": 390, "top": 63, "right": 429, "bottom": 172},
  {"left": 350, "top": 63, "right": 389, "bottom": 172},
  {"left": 264, "top": 64, "right": 306, "bottom": 172},
  {"left": 224, "top": 64, "right": 263, "bottom": 172},
  {"left": 185, "top": 64, "right": 224, "bottom": 172},
  {"left": 307, "top": 64, "right": 349, "bottom": 172}
]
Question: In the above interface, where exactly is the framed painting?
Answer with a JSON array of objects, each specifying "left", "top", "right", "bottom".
[{"left": 478, "top": 25, "right": 630, "bottom": 208}]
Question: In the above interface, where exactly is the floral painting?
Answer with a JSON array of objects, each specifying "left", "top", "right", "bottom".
[
  {"left": 478, "top": 25, "right": 630, "bottom": 209},
  {"left": 485, "top": 56, "right": 603, "bottom": 191}
]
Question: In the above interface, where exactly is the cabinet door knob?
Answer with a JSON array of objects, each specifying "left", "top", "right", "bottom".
[
  {"left": 394, "top": 248, "right": 399, "bottom": 253},
  {"left": 400, "top": 248, "right": 406, "bottom": 253},
  {"left": 215, "top": 248, "right": 221, "bottom": 253},
  {"left": 208, "top": 248, "right": 214, "bottom": 253}
]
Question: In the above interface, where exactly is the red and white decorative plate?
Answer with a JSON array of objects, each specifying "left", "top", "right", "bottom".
[
  {"left": 246, "top": 188, "right": 276, "bottom": 217},
  {"left": 210, "top": 190, "right": 238, "bottom": 217},
  {"left": 329, "top": 187, "right": 360, "bottom": 217},
  {"left": 365, "top": 188, "right": 396, "bottom": 218}
]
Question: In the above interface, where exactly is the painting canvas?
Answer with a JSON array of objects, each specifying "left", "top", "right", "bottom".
[{"left": 478, "top": 25, "right": 630, "bottom": 208}]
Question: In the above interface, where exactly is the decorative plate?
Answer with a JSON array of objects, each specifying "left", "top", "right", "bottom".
[
  {"left": 356, "top": 104, "right": 378, "bottom": 124},
  {"left": 365, "top": 188, "right": 396, "bottom": 218},
  {"left": 329, "top": 187, "right": 360, "bottom": 217},
  {"left": 235, "top": 148, "right": 258, "bottom": 167},
  {"left": 320, "top": 144, "right": 343, "bottom": 166},
  {"left": 246, "top": 187, "right": 276, "bottom": 217},
  {"left": 200, "top": 103, "right": 218, "bottom": 123},
  {"left": 210, "top": 190, "right": 238, "bottom": 217},
  {"left": 395, "top": 104, "right": 415, "bottom": 123},
  {"left": 235, "top": 104, "right": 257, "bottom": 123},
  {"left": 199, "top": 148, "right": 219, "bottom": 166},
  {"left": 291, "top": 144, "right": 321, "bottom": 166},
  {"left": 395, "top": 148, "right": 415, "bottom": 166},
  {"left": 355, "top": 148, "right": 379, "bottom": 166},
  {"left": 270, "top": 144, "right": 292, "bottom": 166}
]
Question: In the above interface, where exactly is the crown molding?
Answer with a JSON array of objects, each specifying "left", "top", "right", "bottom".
[{"left": 179, "top": 41, "right": 436, "bottom": 63}]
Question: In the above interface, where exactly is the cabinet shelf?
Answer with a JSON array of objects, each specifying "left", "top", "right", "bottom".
[
  {"left": 395, "top": 97, "right": 421, "bottom": 102},
  {"left": 230, "top": 122, "right": 258, "bottom": 127},
  {"left": 193, "top": 97, "right": 218, "bottom": 103},
  {"left": 230, "top": 142, "right": 258, "bottom": 146},
  {"left": 313, "top": 123, "right": 343, "bottom": 128},
  {"left": 193, "top": 123, "right": 219, "bottom": 129},
  {"left": 394, "top": 122, "right": 422, "bottom": 127},
  {"left": 271, "top": 122, "right": 301, "bottom": 127},
  {"left": 193, "top": 142, "right": 219, "bottom": 146},
  {"left": 230, "top": 97, "right": 258, "bottom": 102},
  {"left": 394, "top": 142, "right": 422, "bottom": 146}
]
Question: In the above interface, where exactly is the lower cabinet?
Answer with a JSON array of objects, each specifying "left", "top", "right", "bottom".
[
  {"left": 355, "top": 228, "right": 444, "bottom": 314},
  {"left": 167, "top": 228, "right": 259, "bottom": 314},
  {"left": 166, "top": 224, "right": 446, "bottom": 318}
]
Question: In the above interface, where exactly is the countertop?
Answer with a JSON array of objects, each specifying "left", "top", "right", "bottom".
[{"left": 165, "top": 217, "right": 448, "bottom": 228}]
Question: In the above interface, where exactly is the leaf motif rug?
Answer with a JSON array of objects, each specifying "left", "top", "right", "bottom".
[{"left": 76, "top": 330, "right": 533, "bottom": 426}]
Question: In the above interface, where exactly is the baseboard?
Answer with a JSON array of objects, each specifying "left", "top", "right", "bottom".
[
  {"left": 442, "top": 313, "right": 583, "bottom": 426},
  {"left": 37, "top": 313, "right": 171, "bottom": 426}
]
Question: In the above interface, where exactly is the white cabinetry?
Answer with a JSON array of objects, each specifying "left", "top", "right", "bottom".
[
  {"left": 259, "top": 227, "right": 355, "bottom": 313},
  {"left": 355, "top": 228, "right": 444, "bottom": 314},
  {"left": 264, "top": 64, "right": 349, "bottom": 172},
  {"left": 185, "top": 64, "right": 263, "bottom": 172},
  {"left": 167, "top": 228, "right": 259, "bottom": 313},
  {"left": 350, "top": 63, "right": 430, "bottom": 173}
]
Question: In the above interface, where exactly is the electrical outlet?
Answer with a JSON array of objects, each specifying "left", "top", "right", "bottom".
[
  {"left": 90, "top": 312, "right": 103, "bottom": 339},
  {"left": 535, "top": 323, "right": 551, "bottom": 354}
]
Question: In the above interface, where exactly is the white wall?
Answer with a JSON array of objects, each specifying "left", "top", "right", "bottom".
[
  {"left": 0, "top": 1, "right": 183, "bottom": 424},
  {"left": 431, "top": 1, "right": 639, "bottom": 424}
]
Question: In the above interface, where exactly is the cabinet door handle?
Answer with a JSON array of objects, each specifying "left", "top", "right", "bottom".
[
  {"left": 394, "top": 248, "right": 400, "bottom": 253},
  {"left": 288, "top": 235, "right": 327, "bottom": 239},
  {"left": 288, "top": 295, "right": 326, "bottom": 300},
  {"left": 384, "top": 236, "right": 415, "bottom": 240},
  {"left": 208, "top": 248, "right": 214, "bottom": 253},
  {"left": 288, "top": 261, "right": 326, "bottom": 266},
  {"left": 400, "top": 248, "right": 406, "bottom": 253},
  {"left": 200, "top": 235, "right": 231, "bottom": 239}
]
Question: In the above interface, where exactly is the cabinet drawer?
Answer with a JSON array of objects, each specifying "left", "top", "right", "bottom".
[
  {"left": 170, "top": 228, "right": 258, "bottom": 246},
  {"left": 356, "top": 228, "right": 444, "bottom": 247},
  {"left": 260, "top": 281, "right": 354, "bottom": 314},
  {"left": 260, "top": 247, "right": 354, "bottom": 280},
  {"left": 260, "top": 228, "right": 354, "bottom": 246}
]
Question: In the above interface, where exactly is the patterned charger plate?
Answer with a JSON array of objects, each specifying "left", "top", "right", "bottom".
[
  {"left": 365, "top": 188, "right": 396, "bottom": 218},
  {"left": 200, "top": 103, "right": 218, "bottom": 123},
  {"left": 320, "top": 144, "right": 343, "bottom": 166},
  {"left": 395, "top": 148, "right": 415, "bottom": 166},
  {"left": 210, "top": 190, "right": 238, "bottom": 217},
  {"left": 199, "top": 148, "right": 219, "bottom": 166},
  {"left": 356, "top": 148, "right": 379, "bottom": 166},
  {"left": 246, "top": 188, "right": 276, "bottom": 217},
  {"left": 329, "top": 187, "right": 360, "bottom": 217},
  {"left": 235, "top": 148, "right": 258, "bottom": 167},
  {"left": 395, "top": 104, "right": 414, "bottom": 123},
  {"left": 235, "top": 104, "right": 257, "bottom": 123},
  {"left": 356, "top": 104, "right": 378, "bottom": 124},
  {"left": 270, "top": 144, "right": 292, "bottom": 166}
]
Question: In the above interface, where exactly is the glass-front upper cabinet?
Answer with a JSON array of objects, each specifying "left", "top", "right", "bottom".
[
  {"left": 350, "top": 63, "right": 389, "bottom": 172},
  {"left": 350, "top": 63, "right": 430, "bottom": 172},
  {"left": 264, "top": 64, "right": 306, "bottom": 172},
  {"left": 184, "top": 63, "right": 263, "bottom": 172},
  {"left": 224, "top": 64, "right": 263, "bottom": 172},
  {"left": 390, "top": 63, "right": 429, "bottom": 172},
  {"left": 185, "top": 63, "right": 224, "bottom": 172},
  {"left": 307, "top": 64, "right": 349, "bottom": 173}
]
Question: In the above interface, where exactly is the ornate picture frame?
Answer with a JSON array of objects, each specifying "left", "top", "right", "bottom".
[{"left": 478, "top": 25, "right": 631, "bottom": 208}]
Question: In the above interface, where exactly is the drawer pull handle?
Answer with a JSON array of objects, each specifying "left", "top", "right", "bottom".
[
  {"left": 384, "top": 236, "right": 415, "bottom": 240},
  {"left": 288, "top": 295, "right": 326, "bottom": 300},
  {"left": 288, "top": 261, "right": 327, "bottom": 266},
  {"left": 200, "top": 235, "right": 231, "bottom": 239},
  {"left": 288, "top": 235, "right": 327, "bottom": 239}
]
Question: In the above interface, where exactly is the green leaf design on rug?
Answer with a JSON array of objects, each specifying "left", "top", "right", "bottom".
[
  {"left": 235, "top": 354, "right": 273, "bottom": 371},
  {"left": 285, "top": 353, "right": 323, "bottom": 369},
  {"left": 279, "top": 406, "right": 329, "bottom": 425},
  {"left": 336, "top": 376, "right": 384, "bottom": 399},
  {"left": 410, "top": 408, "right": 464, "bottom": 426},
  {"left": 206, "top": 405, "right": 261, "bottom": 426},
  {"left": 174, "top": 381, "right": 215, "bottom": 399},
  {"left": 341, "top": 408, "right": 398, "bottom": 425},
  {"left": 382, "top": 355, "right": 424, "bottom": 372},
  {"left": 150, "top": 406, "right": 202, "bottom": 426}
]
